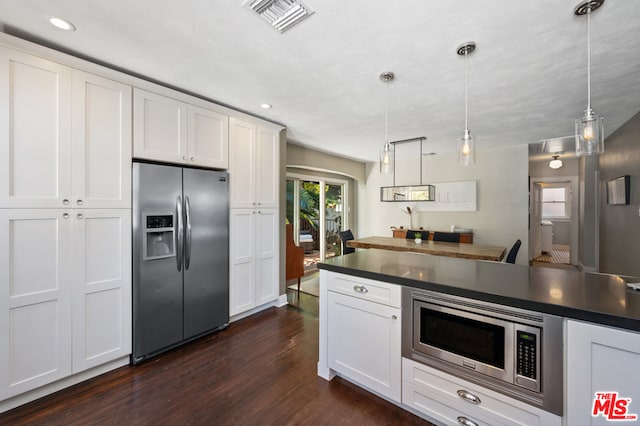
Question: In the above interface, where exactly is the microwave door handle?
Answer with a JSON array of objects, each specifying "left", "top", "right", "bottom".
[
  {"left": 184, "top": 196, "right": 192, "bottom": 270},
  {"left": 176, "top": 195, "right": 183, "bottom": 271}
]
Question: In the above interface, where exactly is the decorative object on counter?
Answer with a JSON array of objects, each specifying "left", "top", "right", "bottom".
[
  {"left": 414, "top": 232, "right": 422, "bottom": 244},
  {"left": 401, "top": 205, "right": 416, "bottom": 229},
  {"left": 574, "top": 0, "right": 605, "bottom": 156},
  {"left": 379, "top": 71, "right": 395, "bottom": 174},
  {"left": 549, "top": 154, "right": 563, "bottom": 169},
  {"left": 457, "top": 41, "right": 476, "bottom": 167}
]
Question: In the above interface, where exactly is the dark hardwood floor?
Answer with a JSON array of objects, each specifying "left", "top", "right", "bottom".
[{"left": 1, "top": 289, "right": 431, "bottom": 425}]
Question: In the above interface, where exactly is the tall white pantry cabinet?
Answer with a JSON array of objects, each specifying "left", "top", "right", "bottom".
[
  {"left": 229, "top": 117, "right": 282, "bottom": 318},
  {"left": 0, "top": 46, "right": 132, "bottom": 401}
]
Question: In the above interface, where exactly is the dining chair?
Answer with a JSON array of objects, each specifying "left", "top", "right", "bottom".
[
  {"left": 405, "top": 230, "right": 421, "bottom": 239},
  {"left": 505, "top": 239, "right": 522, "bottom": 264},
  {"left": 338, "top": 229, "right": 355, "bottom": 255},
  {"left": 432, "top": 232, "right": 460, "bottom": 243}
]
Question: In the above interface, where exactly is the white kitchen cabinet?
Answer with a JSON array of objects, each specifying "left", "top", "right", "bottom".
[
  {"left": 403, "top": 358, "right": 562, "bottom": 426},
  {"left": 229, "top": 117, "right": 280, "bottom": 209},
  {"left": 0, "top": 210, "right": 72, "bottom": 400},
  {"left": 0, "top": 209, "right": 131, "bottom": 399},
  {"left": 0, "top": 48, "right": 72, "bottom": 208},
  {"left": 566, "top": 320, "right": 640, "bottom": 425},
  {"left": 318, "top": 271, "right": 402, "bottom": 403},
  {"left": 0, "top": 48, "right": 132, "bottom": 209},
  {"left": 71, "top": 209, "right": 131, "bottom": 372},
  {"left": 229, "top": 208, "right": 278, "bottom": 317},
  {"left": 133, "top": 88, "right": 228, "bottom": 169}
]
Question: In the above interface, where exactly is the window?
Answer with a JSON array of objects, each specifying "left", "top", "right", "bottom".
[{"left": 541, "top": 186, "right": 569, "bottom": 218}]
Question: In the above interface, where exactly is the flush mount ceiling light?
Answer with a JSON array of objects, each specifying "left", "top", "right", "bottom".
[
  {"left": 49, "top": 16, "right": 76, "bottom": 31},
  {"left": 379, "top": 71, "right": 395, "bottom": 174},
  {"left": 245, "top": 0, "right": 314, "bottom": 33},
  {"left": 574, "top": 0, "right": 605, "bottom": 156},
  {"left": 549, "top": 155, "right": 563, "bottom": 169},
  {"left": 457, "top": 42, "right": 476, "bottom": 167}
]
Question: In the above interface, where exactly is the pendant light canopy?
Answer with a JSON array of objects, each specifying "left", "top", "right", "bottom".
[
  {"left": 549, "top": 155, "right": 563, "bottom": 170},
  {"left": 380, "top": 71, "right": 395, "bottom": 174},
  {"left": 457, "top": 42, "right": 476, "bottom": 167},
  {"left": 574, "top": 0, "right": 605, "bottom": 156}
]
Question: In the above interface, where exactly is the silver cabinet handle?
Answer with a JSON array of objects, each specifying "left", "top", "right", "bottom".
[
  {"left": 182, "top": 155, "right": 187, "bottom": 160},
  {"left": 257, "top": 210, "right": 261, "bottom": 214},
  {"left": 76, "top": 199, "right": 83, "bottom": 206},
  {"left": 63, "top": 199, "right": 70, "bottom": 205},
  {"left": 457, "top": 390, "right": 481, "bottom": 405},
  {"left": 76, "top": 213, "right": 83, "bottom": 219},
  {"left": 391, "top": 315, "right": 397, "bottom": 320},
  {"left": 62, "top": 212, "right": 69, "bottom": 219},
  {"left": 457, "top": 416, "right": 478, "bottom": 426},
  {"left": 353, "top": 285, "right": 368, "bottom": 293},
  {"left": 190, "top": 157, "right": 194, "bottom": 161}
]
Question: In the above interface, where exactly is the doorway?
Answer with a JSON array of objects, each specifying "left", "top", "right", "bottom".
[
  {"left": 286, "top": 174, "right": 348, "bottom": 272},
  {"left": 530, "top": 178, "right": 578, "bottom": 267}
]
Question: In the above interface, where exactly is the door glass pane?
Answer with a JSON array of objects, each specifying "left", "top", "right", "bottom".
[
  {"left": 300, "top": 180, "right": 320, "bottom": 268},
  {"left": 325, "top": 183, "right": 343, "bottom": 260},
  {"left": 286, "top": 179, "right": 294, "bottom": 225}
]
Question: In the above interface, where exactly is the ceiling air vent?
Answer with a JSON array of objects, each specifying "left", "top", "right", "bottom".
[{"left": 245, "top": 0, "right": 314, "bottom": 33}]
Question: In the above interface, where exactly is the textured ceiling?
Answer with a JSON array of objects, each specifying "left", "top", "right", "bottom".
[{"left": 1, "top": 0, "right": 639, "bottom": 162}]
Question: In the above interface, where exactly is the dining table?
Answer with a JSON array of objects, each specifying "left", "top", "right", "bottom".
[{"left": 346, "top": 236, "right": 506, "bottom": 262}]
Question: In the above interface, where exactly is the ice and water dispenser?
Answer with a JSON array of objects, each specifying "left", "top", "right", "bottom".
[{"left": 143, "top": 214, "right": 175, "bottom": 260}]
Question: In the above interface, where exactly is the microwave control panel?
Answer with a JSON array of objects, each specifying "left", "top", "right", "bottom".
[{"left": 515, "top": 329, "right": 540, "bottom": 391}]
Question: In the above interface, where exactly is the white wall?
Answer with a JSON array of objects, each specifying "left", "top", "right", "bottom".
[{"left": 357, "top": 144, "right": 530, "bottom": 264}]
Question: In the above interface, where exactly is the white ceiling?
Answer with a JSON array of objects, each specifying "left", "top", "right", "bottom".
[{"left": 1, "top": 0, "right": 639, "bottom": 162}]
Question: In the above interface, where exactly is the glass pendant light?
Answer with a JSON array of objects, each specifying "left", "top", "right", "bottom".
[
  {"left": 457, "top": 42, "right": 476, "bottom": 167},
  {"left": 575, "top": 0, "right": 605, "bottom": 156},
  {"left": 379, "top": 71, "right": 395, "bottom": 174}
]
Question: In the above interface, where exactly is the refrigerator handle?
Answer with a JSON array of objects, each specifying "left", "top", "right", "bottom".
[
  {"left": 176, "top": 195, "right": 183, "bottom": 271},
  {"left": 184, "top": 196, "right": 192, "bottom": 270}
]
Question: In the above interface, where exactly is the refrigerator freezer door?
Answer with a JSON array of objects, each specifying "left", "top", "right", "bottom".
[
  {"left": 183, "top": 168, "right": 230, "bottom": 338},
  {"left": 132, "top": 163, "right": 183, "bottom": 362}
]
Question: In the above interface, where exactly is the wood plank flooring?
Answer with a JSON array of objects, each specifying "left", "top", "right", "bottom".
[{"left": 0, "top": 290, "right": 431, "bottom": 425}]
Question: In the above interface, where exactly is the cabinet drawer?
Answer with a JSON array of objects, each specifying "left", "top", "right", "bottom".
[
  {"left": 402, "top": 358, "right": 561, "bottom": 426},
  {"left": 325, "top": 271, "right": 401, "bottom": 308}
]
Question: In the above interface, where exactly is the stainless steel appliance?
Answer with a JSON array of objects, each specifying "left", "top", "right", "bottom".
[
  {"left": 402, "top": 288, "right": 563, "bottom": 415},
  {"left": 132, "top": 162, "right": 229, "bottom": 364}
]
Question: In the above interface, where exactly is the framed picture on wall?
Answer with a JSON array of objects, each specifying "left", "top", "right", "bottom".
[{"left": 606, "top": 175, "right": 630, "bottom": 205}]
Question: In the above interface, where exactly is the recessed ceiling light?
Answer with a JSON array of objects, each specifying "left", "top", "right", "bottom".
[
  {"left": 49, "top": 16, "right": 76, "bottom": 31},
  {"left": 261, "top": 103, "right": 272, "bottom": 109}
]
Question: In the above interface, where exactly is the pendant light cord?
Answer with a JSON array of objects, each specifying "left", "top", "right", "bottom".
[
  {"left": 587, "top": 7, "right": 591, "bottom": 110},
  {"left": 464, "top": 47, "right": 469, "bottom": 130},
  {"left": 385, "top": 79, "right": 389, "bottom": 144}
]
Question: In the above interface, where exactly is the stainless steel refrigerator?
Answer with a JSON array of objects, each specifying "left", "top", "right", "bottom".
[{"left": 132, "top": 162, "right": 229, "bottom": 364}]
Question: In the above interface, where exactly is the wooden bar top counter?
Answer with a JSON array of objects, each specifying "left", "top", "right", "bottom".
[{"left": 347, "top": 236, "right": 506, "bottom": 262}]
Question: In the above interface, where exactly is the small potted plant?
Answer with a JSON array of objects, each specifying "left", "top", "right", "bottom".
[{"left": 414, "top": 232, "right": 422, "bottom": 244}]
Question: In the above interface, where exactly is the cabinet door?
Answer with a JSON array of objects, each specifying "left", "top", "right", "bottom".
[
  {"left": 72, "top": 71, "right": 132, "bottom": 209},
  {"left": 255, "top": 125, "right": 279, "bottom": 208},
  {"left": 327, "top": 291, "right": 401, "bottom": 402},
  {"left": 0, "top": 210, "right": 72, "bottom": 399},
  {"left": 133, "top": 88, "right": 187, "bottom": 164},
  {"left": 255, "top": 208, "right": 278, "bottom": 306},
  {"left": 229, "top": 117, "right": 256, "bottom": 208},
  {"left": 188, "top": 105, "right": 228, "bottom": 169},
  {"left": 71, "top": 209, "right": 131, "bottom": 373},
  {"left": 229, "top": 208, "right": 256, "bottom": 316},
  {"left": 0, "top": 48, "right": 72, "bottom": 208},
  {"left": 567, "top": 320, "right": 640, "bottom": 425}
]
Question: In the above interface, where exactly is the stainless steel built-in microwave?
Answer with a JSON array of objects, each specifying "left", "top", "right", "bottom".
[{"left": 402, "top": 288, "right": 564, "bottom": 416}]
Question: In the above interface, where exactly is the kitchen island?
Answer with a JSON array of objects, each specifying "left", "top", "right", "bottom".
[{"left": 317, "top": 250, "right": 640, "bottom": 425}]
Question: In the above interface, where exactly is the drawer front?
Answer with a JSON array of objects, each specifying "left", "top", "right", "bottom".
[
  {"left": 325, "top": 271, "right": 401, "bottom": 308},
  {"left": 402, "top": 358, "right": 562, "bottom": 426}
]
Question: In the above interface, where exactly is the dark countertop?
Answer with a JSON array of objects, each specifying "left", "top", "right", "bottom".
[{"left": 318, "top": 249, "right": 640, "bottom": 332}]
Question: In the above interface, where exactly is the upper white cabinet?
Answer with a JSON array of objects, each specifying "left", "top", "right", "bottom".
[
  {"left": 0, "top": 48, "right": 131, "bottom": 209},
  {"left": 133, "top": 88, "right": 228, "bottom": 169},
  {"left": 229, "top": 117, "right": 280, "bottom": 208},
  {"left": 72, "top": 71, "right": 132, "bottom": 209},
  {"left": 566, "top": 320, "right": 640, "bottom": 425},
  {"left": 0, "top": 48, "right": 72, "bottom": 208}
]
